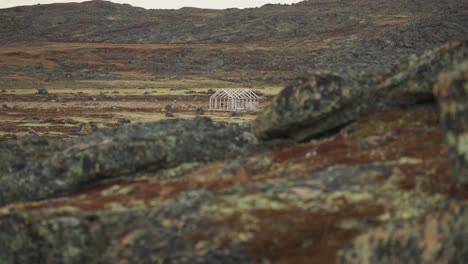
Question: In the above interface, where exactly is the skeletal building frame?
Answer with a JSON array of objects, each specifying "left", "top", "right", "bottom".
[{"left": 209, "top": 88, "right": 262, "bottom": 112}]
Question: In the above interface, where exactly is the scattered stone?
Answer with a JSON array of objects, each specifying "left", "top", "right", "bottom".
[
  {"left": 195, "top": 107, "right": 205, "bottom": 115},
  {"left": 36, "top": 88, "right": 48, "bottom": 95},
  {"left": 117, "top": 118, "right": 131, "bottom": 124},
  {"left": 56, "top": 96, "right": 66, "bottom": 103},
  {"left": 64, "top": 118, "right": 79, "bottom": 125},
  {"left": 164, "top": 104, "right": 173, "bottom": 112},
  {"left": 79, "top": 122, "right": 99, "bottom": 134},
  {"left": 165, "top": 104, "right": 175, "bottom": 117}
]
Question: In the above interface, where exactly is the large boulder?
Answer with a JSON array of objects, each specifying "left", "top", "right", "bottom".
[{"left": 253, "top": 70, "right": 376, "bottom": 141}]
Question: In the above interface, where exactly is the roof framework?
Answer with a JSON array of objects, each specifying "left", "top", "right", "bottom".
[{"left": 209, "top": 88, "right": 262, "bottom": 112}]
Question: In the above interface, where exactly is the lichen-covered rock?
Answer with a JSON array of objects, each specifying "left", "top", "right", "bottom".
[
  {"left": 434, "top": 60, "right": 468, "bottom": 186},
  {"left": 0, "top": 109, "right": 458, "bottom": 264},
  {"left": 2, "top": 39, "right": 468, "bottom": 264},
  {"left": 0, "top": 207, "right": 147, "bottom": 264},
  {"left": 253, "top": 70, "right": 376, "bottom": 141},
  {"left": 338, "top": 202, "right": 468, "bottom": 264},
  {"left": 0, "top": 137, "right": 64, "bottom": 175},
  {"left": 253, "top": 39, "right": 468, "bottom": 141},
  {"left": 377, "top": 38, "right": 468, "bottom": 106},
  {"left": 0, "top": 117, "right": 260, "bottom": 206}
]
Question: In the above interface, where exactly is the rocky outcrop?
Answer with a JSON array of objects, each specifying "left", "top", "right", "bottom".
[
  {"left": 253, "top": 38, "right": 468, "bottom": 141},
  {"left": 253, "top": 70, "right": 377, "bottom": 141},
  {"left": 377, "top": 39, "right": 468, "bottom": 106},
  {"left": 0, "top": 107, "right": 458, "bottom": 264},
  {"left": 0, "top": 117, "right": 259, "bottom": 206},
  {"left": 1, "top": 37, "right": 468, "bottom": 264}
]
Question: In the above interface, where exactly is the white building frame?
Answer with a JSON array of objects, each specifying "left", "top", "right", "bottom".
[{"left": 209, "top": 88, "right": 261, "bottom": 112}]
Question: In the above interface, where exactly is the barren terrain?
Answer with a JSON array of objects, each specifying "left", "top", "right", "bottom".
[{"left": 1, "top": 1, "right": 468, "bottom": 263}]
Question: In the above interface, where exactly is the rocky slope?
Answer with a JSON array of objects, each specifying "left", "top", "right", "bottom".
[
  {"left": 0, "top": 0, "right": 467, "bottom": 84},
  {"left": 1, "top": 0, "right": 465, "bottom": 45},
  {"left": 0, "top": 39, "right": 467, "bottom": 264}
]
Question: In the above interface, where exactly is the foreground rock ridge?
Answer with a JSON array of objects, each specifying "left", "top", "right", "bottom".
[
  {"left": 0, "top": 117, "right": 259, "bottom": 206},
  {"left": 0, "top": 41, "right": 468, "bottom": 263}
]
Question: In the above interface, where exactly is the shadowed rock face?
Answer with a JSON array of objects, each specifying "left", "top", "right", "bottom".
[
  {"left": 0, "top": 117, "right": 260, "bottom": 206},
  {"left": 253, "top": 38, "right": 468, "bottom": 142},
  {"left": 1, "top": 41, "right": 468, "bottom": 264}
]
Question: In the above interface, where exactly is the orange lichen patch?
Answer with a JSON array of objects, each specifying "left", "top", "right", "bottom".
[{"left": 201, "top": 203, "right": 384, "bottom": 264}]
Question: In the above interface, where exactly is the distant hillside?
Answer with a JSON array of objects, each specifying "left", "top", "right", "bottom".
[
  {"left": 1, "top": 0, "right": 466, "bottom": 44},
  {"left": 0, "top": 0, "right": 467, "bottom": 84}
]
